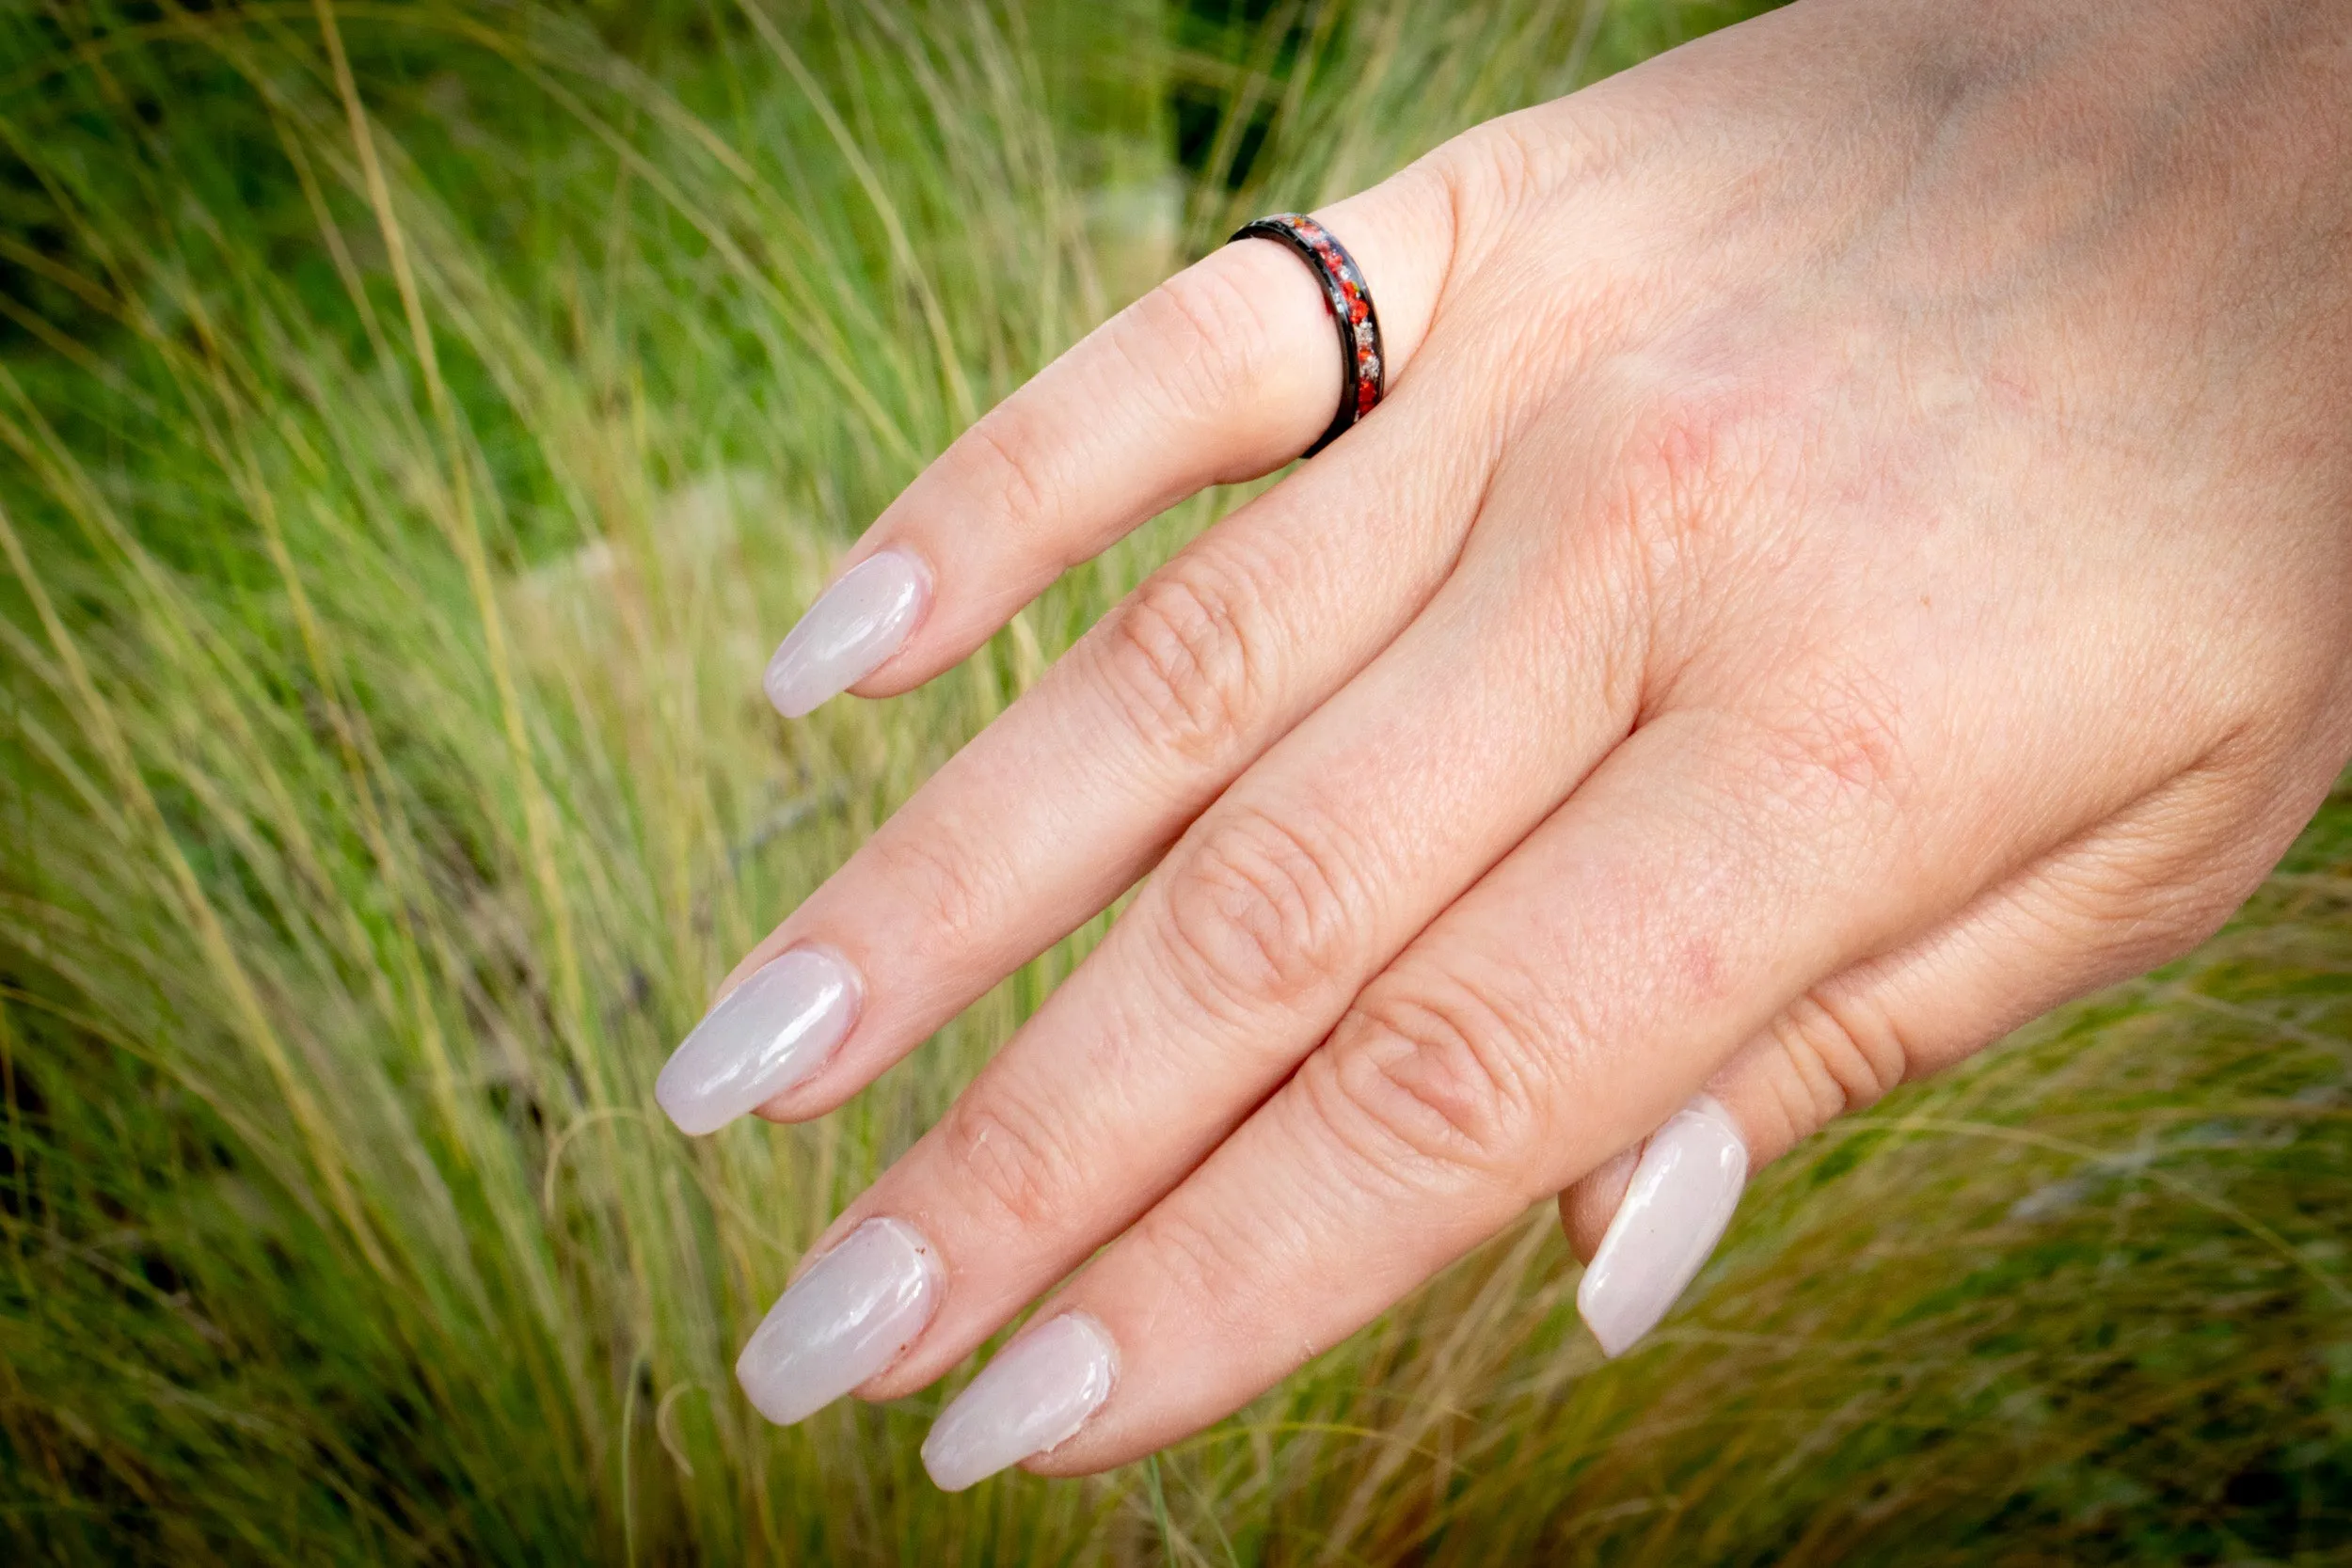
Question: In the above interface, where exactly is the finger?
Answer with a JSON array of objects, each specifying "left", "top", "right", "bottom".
[
  {"left": 660, "top": 348, "right": 1496, "bottom": 1138},
  {"left": 734, "top": 444, "right": 1646, "bottom": 1418},
  {"left": 758, "top": 171, "right": 1457, "bottom": 719},
  {"left": 1558, "top": 761, "right": 2288, "bottom": 1353},
  {"left": 921, "top": 706, "right": 1960, "bottom": 1486},
  {"left": 679, "top": 136, "right": 1564, "bottom": 1136}
]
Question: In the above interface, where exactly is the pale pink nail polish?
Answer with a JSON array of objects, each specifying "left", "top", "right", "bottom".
[
  {"left": 1577, "top": 1095, "right": 1749, "bottom": 1357},
  {"left": 737, "top": 1219, "right": 942, "bottom": 1425},
  {"left": 655, "top": 946, "right": 860, "bottom": 1134},
  {"left": 920, "top": 1313, "right": 1117, "bottom": 1491},
  {"left": 763, "top": 550, "right": 930, "bottom": 718}
]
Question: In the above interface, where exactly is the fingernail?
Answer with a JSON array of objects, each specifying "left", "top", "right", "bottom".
[
  {"left": 920, "top": 1313, "right": 1118, "bottom": 1492},
  {"left": 736, "top": 1219, "right": 942, "bottom": 1425},
  {"left": 764, "top": 550, "right": 930, "bottom": 718},
  {"left": 655, "top": 946, "right": 860, "bottom": 1134},
  {"left": 1577, "top": 1094, "right": 1749, "bottom": 1358}
]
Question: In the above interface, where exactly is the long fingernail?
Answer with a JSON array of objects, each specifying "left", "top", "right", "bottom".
[
  {"left": 1577, "top": 1094, "right": 1749, "bottom": 1358},
  {"left": 655, "top": 946, "right": 860, "bottom": 1134},
  {"left": 764, "top": 550, "right": 930, "bottom": 718},
  {"left": 736, "top": 1219, "right": 942, "bottom": 1425},
  {"left": 920, "top": 1313, "right": 1117, "bottom": 1492}
]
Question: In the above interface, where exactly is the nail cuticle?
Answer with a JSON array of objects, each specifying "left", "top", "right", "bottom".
[{"left": 788, "top": 1201, "right": 934, "bottom": 1292}]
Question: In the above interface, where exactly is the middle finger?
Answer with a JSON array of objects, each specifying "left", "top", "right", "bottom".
[{"left": 748, "top": 430, "right": 1650, "bottom": 1418}]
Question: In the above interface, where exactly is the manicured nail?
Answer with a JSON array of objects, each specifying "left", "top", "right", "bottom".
[
  {"left": 655, "top": 946, "right": 860, "bottom": 1134},
  {"left": 736, "top": 1219, "right": 942, "bottom": 1425},
  {"left": 763, "top": 550, "right": 930, "bottom": 718},
  {"left": 1577, "top": 1095, "right": 1749, "bottom": 1358},
  {"left": 920, "top": 1313, "right": 1117, "bottom": 1492}
]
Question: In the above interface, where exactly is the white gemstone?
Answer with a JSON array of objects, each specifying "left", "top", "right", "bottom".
[{"left": 1362, "top": 353, "right": 1381, "bottom": 381}]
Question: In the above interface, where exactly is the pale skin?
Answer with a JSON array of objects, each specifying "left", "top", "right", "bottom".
[{"left": 699, "top": 0, "right": 2352, "bottom": 1480}]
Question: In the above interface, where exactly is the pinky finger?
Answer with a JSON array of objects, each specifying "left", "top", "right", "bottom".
[{"left": 1564, "top": 765, "right": 2296, "bottom": 1356}]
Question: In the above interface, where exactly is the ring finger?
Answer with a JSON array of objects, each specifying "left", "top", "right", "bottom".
[{"left": 735, "top": 430, "right": 1650, "bottom": 1422}]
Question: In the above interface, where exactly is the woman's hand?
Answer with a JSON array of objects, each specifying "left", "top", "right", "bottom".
[{"left": 656, "top": 0, "right": 2352, "bottom": 1489}]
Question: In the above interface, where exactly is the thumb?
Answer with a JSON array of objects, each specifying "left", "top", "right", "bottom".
[{"left": 1562, "top": 769, "right": 2283, "bottom": 1356}]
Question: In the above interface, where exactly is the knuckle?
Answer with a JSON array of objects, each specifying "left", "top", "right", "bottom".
[
  {"left": 1123, "top": 1206, "right": 1265, "bottom": 1341},
  {"left": 1428, "top": 105, "right": 1634, "bottom": 267},
  {"left": 1614, "top": 382, "right": 1780, "bottom": 545},
  {"left": 936, "top": 1092, "right": 1079, "bottom": 1234},
  {"left": 952, "top": 404, "right": 1058, "bottom": 531},
  {"left": 1606, "top": 377, "right": 1828, "bottom": 633},
  {"left": 1770, "top": 985, "right": 1914, "bottom": 1129},
  {"left": 1152, "top": 803, "right": 1360, "bottom": 1020},
  {"left": 1119, "top": 261, "right": 1273, "bottom": 418},
  {"left": 1436, "top": 115, "right": 1548, "bottom": 220},
  {"left": 1095, "top": 557, "right": 1264, "bottom": 767},
  {"left": 1734, "top": 673, "right": 1915, "bottom": 828},
  {"left": 1435, "top": 107, "right": 1610, "bottom": 223},
  {"left": 867, "top": 831, "right": 997, "bottom": 948},
  {"left": 1310, "top": 980, "right": 1548, "bottom": 1180}
]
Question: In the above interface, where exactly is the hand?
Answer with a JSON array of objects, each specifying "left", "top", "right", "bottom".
[{"left": 655, "top": 0, "right": 2352, "bottom": 1490}]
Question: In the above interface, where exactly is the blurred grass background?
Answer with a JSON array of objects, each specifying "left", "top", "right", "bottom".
[{"left": 0, "top": 1, "right": 2347, "bottom": 1561}]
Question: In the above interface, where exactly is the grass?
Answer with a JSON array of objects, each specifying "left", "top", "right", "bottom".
[{"left": 0, "top": 1, "right": 2347, "bottom": 1561}]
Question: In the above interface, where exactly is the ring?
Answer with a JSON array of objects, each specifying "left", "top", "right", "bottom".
[{"left": 1229, "top": 214, "right": 1386, "bottom": 457}]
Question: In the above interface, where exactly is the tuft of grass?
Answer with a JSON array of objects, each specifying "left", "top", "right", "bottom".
[{"left": 0, "top": 2, "right": 2345, "bottom": 1561}]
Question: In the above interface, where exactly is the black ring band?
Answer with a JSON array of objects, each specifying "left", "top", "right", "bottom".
[{"left": 1229, "top": 214, "right": 1386, "bottom": 458}]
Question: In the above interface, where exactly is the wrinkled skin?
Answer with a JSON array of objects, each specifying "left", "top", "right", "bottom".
[{"left": 716, "top": 0, "right": 2352, "bottom": 1476}]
